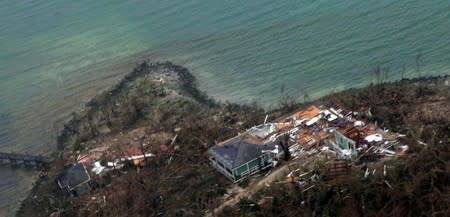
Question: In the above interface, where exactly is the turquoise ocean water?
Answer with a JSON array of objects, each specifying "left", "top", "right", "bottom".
[{"left": 1, "top": 1, "right": 449, "bottom": 215}]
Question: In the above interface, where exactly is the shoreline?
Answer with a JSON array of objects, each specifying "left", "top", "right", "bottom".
[
  {"left": 16, "top": 61, "right": 449, "bottom": 216},
  {"left": 17, "top": 61, "right": 232, "bottom": 216}
]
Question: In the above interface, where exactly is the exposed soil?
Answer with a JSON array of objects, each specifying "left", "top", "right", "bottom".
[
  {"left": 219, "top": 76, "right": 450, "bottom": 217},
  {"left": 16, "top": 61, "right": 449, "bottom": 217},
  {"left": 17, "top": 61, "right": 267, "bottom": 217}
]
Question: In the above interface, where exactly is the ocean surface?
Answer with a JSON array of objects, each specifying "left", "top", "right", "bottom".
[{"left": 1, "top": 0, "right": 449, "bottom": 215}]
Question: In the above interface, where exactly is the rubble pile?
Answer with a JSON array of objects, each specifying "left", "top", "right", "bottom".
[{"left": 209, "top": 104, "right": 408, "bottom": 183}]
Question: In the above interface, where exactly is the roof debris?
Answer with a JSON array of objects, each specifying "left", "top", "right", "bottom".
[{"left": 209, "top": 104, "right": 408, "bottom": 183}]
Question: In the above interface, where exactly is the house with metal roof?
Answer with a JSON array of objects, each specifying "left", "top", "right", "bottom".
[
  {"left": 56, "top": 163, "right": 91, "bottom": 196},
  {"left": 209, "top": 124, "right": 282, "bottom": 182}
]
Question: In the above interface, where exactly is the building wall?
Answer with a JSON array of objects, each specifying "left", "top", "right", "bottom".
[
  {"left": 209, "top": 155, "right": 235, "bottom": 181},
  {"left": 335, "top": 131, "right": 355, "bottom": 150},
  {"left": 334, "top": 131, "right": 359, "bottom": 157},
  {"left": 210, "top": 151, "right": 273, "bottom": 182},
  {"left": 232, "top": 153, "right": 272, "bottom": 182}
]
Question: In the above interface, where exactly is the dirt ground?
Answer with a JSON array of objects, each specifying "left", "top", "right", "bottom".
[{"left": 208, "top": 163, "right": 291, "bottom": 216}]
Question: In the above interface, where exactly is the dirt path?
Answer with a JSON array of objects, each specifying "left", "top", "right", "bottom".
[{"left": 208, "top": 162, "right": 295, "bottom": 216}]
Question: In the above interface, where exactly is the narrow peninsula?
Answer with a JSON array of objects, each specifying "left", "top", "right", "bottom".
[{"left": 18, "top": 62, "right": 449, "bottom": 217}]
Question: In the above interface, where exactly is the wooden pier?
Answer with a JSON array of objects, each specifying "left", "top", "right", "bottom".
[{"left": 0, "top": 152, "right": 50, "bottom": 169}]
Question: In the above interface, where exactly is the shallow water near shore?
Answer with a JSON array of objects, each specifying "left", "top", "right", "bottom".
[{"left": 1, "top": 1, "right": 450, "bottom": 216}]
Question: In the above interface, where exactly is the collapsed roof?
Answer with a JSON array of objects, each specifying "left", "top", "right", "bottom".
[{"left": 292, "top": 105, "right": 321, "bottom": 120}]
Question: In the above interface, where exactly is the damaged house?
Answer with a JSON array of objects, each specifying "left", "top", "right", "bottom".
[
  {"left": 334, "top": 127, "right": 360, "bottom": 157},
  {"left": 209, "top": 124, "right": 283, "bottom": 182},
  {"left": 56, "top": 163, "right": 91, "bottom": 196},
  {"left": 209, "top": 104, "right": 406, "bottom": 182}
]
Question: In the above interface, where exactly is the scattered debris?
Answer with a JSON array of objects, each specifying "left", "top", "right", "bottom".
[
  {"left": 209, "top": 104, "right": 407, "bottom": 183},
  {"left": 77, "top": 154, "right": 92, "bottom": 164},
  {"left": 302, "top": 185, "right": 315, "bottom": 192},
  {"left": 91, "top": 150, "right": 155, "bottom": 175},
  {"left": 325, "top": 160, "right": 350, "bottom": 182},
  {"left": 384, "top": 180, "right": 393, "bottom": 189}
]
